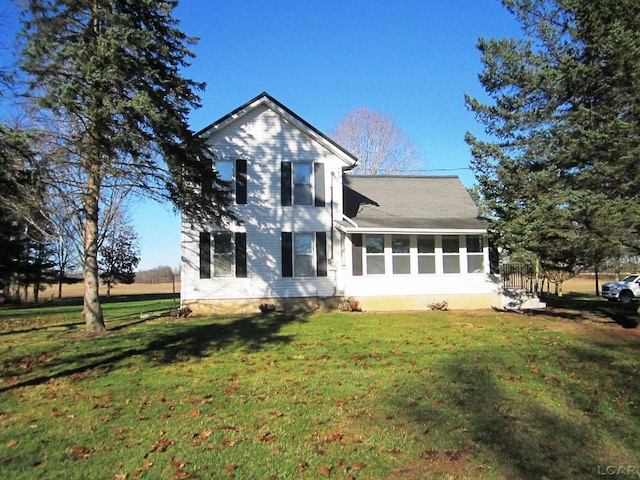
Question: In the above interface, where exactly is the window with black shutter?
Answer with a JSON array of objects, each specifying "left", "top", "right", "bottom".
[
  {"left": 281, "top": 162, "right": 292, "bottom": 206},
  {"left": 235, "top": 233, "right": 247, "bottom": 277},
  {"left": 236, "top": 159, "right": 247, "bottom": 205},
  {"left": 199, "top": 232, "right": 211, "bottom": 279},
  {"left": 281, "top": 232, "right": 293, "bottom": 277},
  {"left": 316, "top": 232, "right": 327, "bottom": 276}
]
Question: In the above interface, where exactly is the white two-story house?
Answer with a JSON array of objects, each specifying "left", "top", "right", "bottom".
[{"left": 181, "top": 93, "right": 501, "bottom": 313}]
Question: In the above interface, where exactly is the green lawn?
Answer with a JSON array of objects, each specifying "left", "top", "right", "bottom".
[{"left": 1, "top": 299, "right": 639, "bottom": 479}]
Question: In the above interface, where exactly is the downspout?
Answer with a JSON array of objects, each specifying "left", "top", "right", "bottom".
[{"left": 330, "top": 172, "right": 335, "bottom": 262}]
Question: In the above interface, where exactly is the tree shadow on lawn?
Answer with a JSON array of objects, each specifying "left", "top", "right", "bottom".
[
  {"left": 0, "top": 312, "right": 307, "bottom": 393},
  {"left": 387, "top": 352, "right": 633, "bottom": 479},
  {"left": 538, "top": 293, "right": 639, "bottom": 329}
]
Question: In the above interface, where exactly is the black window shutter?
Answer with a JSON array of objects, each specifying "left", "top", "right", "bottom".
[
  {"left": 202, "top": 157, "right": 213, "bottom": 200},
  {"left": 281, "top": 232, "right": 293, "bottom": 277},
  {"left": 316, "top": 232, "right": 327, "bottom": 277},
  {"left": 235, "top": 233, "right": 247, "bottom": 277},
  {"left": 236, "top": 159, "right": 247, "bottom": 205},
  {"left": 352, "top": 234, "right": 363, "bottom": 276},
  {"left": 281, "top": 161, "right": 292, "bottom": 206},
  {"left": 199, "top": 232, "right": 211, "bottom": 279},
  {"left": 314, "top": 163, "right": 325, "bottom": 207}
]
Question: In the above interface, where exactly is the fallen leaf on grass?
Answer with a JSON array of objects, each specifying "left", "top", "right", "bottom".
[
  {"left": 319, "top": 465, "right": 332, "bottom": 476},
  {"left": 132, "top": 462, "right": 153, "bottom": 479},
  {"left": 445, "top": 450, "right": 461, "bottom": 461},
  {"left": 423, "top": 450, "right": 439, "bottom": 460},
  {"left": 71, "top": 446, "right": 92, "bottom": 460},
  {"left": 151, "top": 438, "right": 174, "bottom": 453},
  {"left": 6, "top": 439, "right": 17, "bottom": 447},
  {"left": 174, "top": 468, "right": 196, "bottom": 479},
  {"left": 170, "top": 457, "right": 186, "bottom": 468},
  {"left": 298, "top": 460, "right": 309, "bottom": 472},
  {"left": 257, "top": 432, "right": 277, "bottom": 442}
]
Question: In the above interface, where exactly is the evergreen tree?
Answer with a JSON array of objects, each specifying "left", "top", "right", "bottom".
[
  {"left": 18, "top": 0, "right": 233, "bottom": 332},
  {"left": 466, "top": 0, "right": 640, "bottom": 272},
  {"left": 99, "top": 223, "right": 140, "bottom": 297}
]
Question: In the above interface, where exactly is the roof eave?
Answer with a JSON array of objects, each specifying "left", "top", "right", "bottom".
[{"left": 335, "top": 225, "right": 487, "bottom": 235}]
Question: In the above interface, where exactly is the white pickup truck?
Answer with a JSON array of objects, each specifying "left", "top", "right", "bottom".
[{"left": 601, "top": 275, "right": 640, "bottom": 303}]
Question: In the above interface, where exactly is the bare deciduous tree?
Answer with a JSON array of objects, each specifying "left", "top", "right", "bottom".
[{"left": 330, "top": 108, "right": 421, "bottom": 175}]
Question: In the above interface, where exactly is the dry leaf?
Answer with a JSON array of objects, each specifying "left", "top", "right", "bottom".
[
  {"left": 319, "top": 465, "right": 332, "bottom": 476},
  {"left": 71, "top": 446, "right": 92, "bottom": 460},
  {"left": 151, "top": 438, "right": 174, "bottom": 453}
]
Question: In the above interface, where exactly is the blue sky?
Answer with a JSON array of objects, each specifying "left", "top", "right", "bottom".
[{"left": 2, "top": 0, "right": 524, "bottom": 271}]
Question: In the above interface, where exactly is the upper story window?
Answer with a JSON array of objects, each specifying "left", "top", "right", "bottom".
[
  {"left": 293, "top": 163, "right": 313, "bottom": 205},
  {"left": 281, "top": 161, "right": 325, "bottom": 207},
  {"left": 216, "top": 160, "right": 233, "bottom": 182},
  {"left": 213, "top": 159, "right": 247, "bottom": 205}
]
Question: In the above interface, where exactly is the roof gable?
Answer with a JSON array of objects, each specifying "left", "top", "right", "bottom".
[{"left": 196, "top": 92, "right": 357, "bottom": 168}]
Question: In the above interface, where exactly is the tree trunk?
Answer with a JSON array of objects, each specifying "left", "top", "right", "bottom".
[
  {"left": 58, "top": 269, "right": 63, "bottom": 299},
  {"left": 83, "top": 163, "right": 106, "bottom": 334}
]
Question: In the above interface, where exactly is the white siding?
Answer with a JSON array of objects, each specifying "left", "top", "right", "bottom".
[{"left": 182, "top": 105, "right": 345, "bottom": 303}]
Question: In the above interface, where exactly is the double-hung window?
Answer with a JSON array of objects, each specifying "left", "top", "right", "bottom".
[
  {"left": 293, "top": 163, "right": 313, "bottom": 205},
  {"left": 365, "top": 235, "right": 385, "bottom": 274},
  {"left": 199, "top": 231, "right": 247, "bottom": 278},
  {"left": 281, "top": 162, "right": 325, "bottom": 207},
  {"left": 212, "top": 232, "right": 233, "bottom": 277},
  {"left": 392, "top": 235, "right": 410, "bottom": 274},
  {"left": 281, "top": 232, "right": 327, "bottom": 277},
  {"left": 216, "top": 160, "right": 233, "bottom": 184},
  {"left": 466, "top": 235, "right": 484, "bottom": 273},
  {"left": 442, "top": 236, "right": 460, "bottom": 274},
  {"left": 294, "top": 233, "right": 314, "bottom": 276},
  {"left": 417, "top": 236, "right": 436, "bottom": 274},
  {"left": 215, "top": 159, "right": 247, "bottom": 205}
]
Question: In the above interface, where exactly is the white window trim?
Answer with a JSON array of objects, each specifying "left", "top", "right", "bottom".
[{"left": 354, "top": 234, "right": 487, "bottom": 276}]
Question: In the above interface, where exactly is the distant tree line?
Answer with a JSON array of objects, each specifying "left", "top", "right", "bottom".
[{"left": 135, "top": 266, "right": 180, "bottom": 285}]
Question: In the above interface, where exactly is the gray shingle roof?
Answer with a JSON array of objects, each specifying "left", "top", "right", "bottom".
[{"left": 341, "top": 175, "right": 486, "bottom": 231}]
